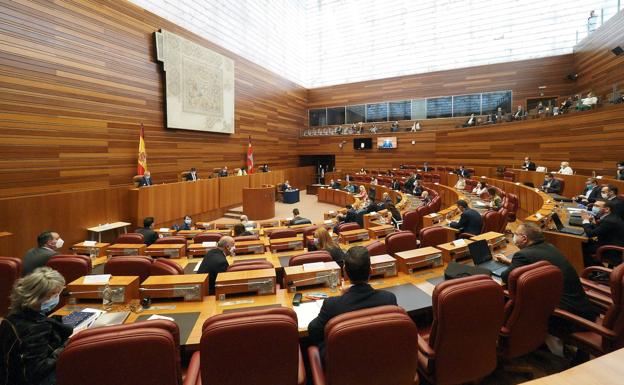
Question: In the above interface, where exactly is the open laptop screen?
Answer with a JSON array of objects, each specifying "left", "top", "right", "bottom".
[
  {"left": 550, "top": 212, "right": 564, "bottom": 230},
  {"left": 467, "top": 240, "right": 493, "bottom": 265}
]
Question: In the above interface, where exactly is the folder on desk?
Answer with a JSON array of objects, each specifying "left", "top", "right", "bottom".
[
  {"left": 394, "top": 247, "right": 443, "bottom": 273},
  {"left": 215, "top": 269, "right": 276, "bottom": 299},
  {"left": 369, "top": 254, "right": 398, "bottom": 277},
  {"left": 339, "top": 229, "right": 370, "bottom": 243}
]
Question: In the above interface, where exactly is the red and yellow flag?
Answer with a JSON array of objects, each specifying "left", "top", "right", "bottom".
[
  {"left": 137, "top": 124, "right": 147, "bottom": 175},
  {"left": 246, "top": 136, "right": 254, "bottom": 174}
]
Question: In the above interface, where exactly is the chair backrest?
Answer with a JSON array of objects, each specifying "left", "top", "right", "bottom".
[
  {"left": 503, "top": 171, "right": 516, "bottom": 181},
  {"left": 482, "top": 210, "right": 503, "bottom": 233},
  {"left": 500, "top": 261, "right": 563, "bottom": 358},
  {"left": 46, "top": 255, "right": 92, "bottom": 285},
  {"left": 555, "top": 177, "right": 565, "bottom": 192},
  {"left": 226, "top": 262, "right": 274, "bottom": 272},
  {"left": 365, "top": 240, "right": 387, "bottom": 256},
  {"left": 323, "top": 306, "right": 419, "bottom": 385},
  {"left": 418, "top": 226, "right": 448, "bottom": 248},
  {"left": 155, "top": 236, "right": 187, "bottom": 245},
  {"left": 385, "top": 231, "right": 418, "bottom": 256},
  {"left": 150, "top": 259, "right": 184, "bottom": 276},
  {"left": 431, "top": 196, "right": 441, "bottom": 212},
  {"left": 233, "top": 234, "right": 260, "bottom": 242},
  {"left": 104, "top": 256, "right": 154, "bottom": 282},
  {"left": 302, "top": 225, "right": 318, "bottom": 239},
  {"left": 337, "top": 222, "right": 361, "bottom": 233},
  {"left": 269, "top": 229, "right": 297, "bottom": 240},
  {"left": 0, "top": 257, "right": 21, "bottom": 317},
  {"left": 193, "top": 233, "right": 223, "bottom": 244},
  {"left": 601, "top": 263, "right": 624, "bottom": 351},
  {"left": 115, "top": 233, "right": 144, "bottom": 244},
  {"left": 199, "top": 308, "right": 301, "bottom": 385},
  {"left": 288, "top": 251, "right": 333, "bottom": 266},
  {"left": 57, "top": 320, "right": 181, "bottom": 385},
  {"left": 427, "top": 275, "right": 504, "bottom": 385},
  {"left": 497, "top": 208, "right": 509, "bottom": 233},
  {"left": 401, "top": 210, "right": 421, "bottom": 234}
]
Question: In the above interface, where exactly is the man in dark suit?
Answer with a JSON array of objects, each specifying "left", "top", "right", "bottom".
[
  {"left": 581, "top": 200, "right": 624, "bottom": 265},
  {"left": 390, "top": 178, "right": 400, "bottom": 191},
  {"left": 541, "top": 173, "right": 562, "bottom": 194},
  {"left": 449, "top": 199, "right": 482, "bottom": 235},
  {"left": 521, "top": 156, "right": 536, "bottom": 171},
  {"left": 601, "top": 185, "right": 624, "bottom": 218},
  {"left": 456, "top": 165, "right": 470, "bottom": 178},
  {"left": 495, "top": 223, "right": 596, "bottom": 320},
  {"left": 137, "top": 171, "right": 153, "bottom": 187},
  {"left": 330, "top": 179, "right": 341, "bottom": 189},
  {"left": 422, "top": 162, "right": 431, "bottom": 172},
  {"left": 136, "top": 216, "right": 159, "bottom": 246},
  {"left": 308, "top": 246, "right": 397, "bottom": 353},
  {"left": 197, "top": 236, "right": 234, "bottom": 295},
  {"left": 22, "top": 231, "right": 63, "bottom": 276},
  {"left": 185, "top": 167, "right": 199, "bottom": 181},
  {"left": 289, "top": 208, "right": 311, "bottom": 225},
  {"left": 218, "top": 166, "right": 228, "bottom": 177},
  {"left": 573, "top": 178, "right": 601, "bottom": 204},
  {"left": 403, "top": 173, "right": 416, "bottom": 193}
]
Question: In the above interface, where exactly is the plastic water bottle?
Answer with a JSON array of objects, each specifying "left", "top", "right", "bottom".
[{"left": 102, "top": 284, "right": 113, "bottom": 310}]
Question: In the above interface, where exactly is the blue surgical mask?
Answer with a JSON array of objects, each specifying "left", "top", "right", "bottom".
[
  {"left": 591, "top": 206, "right": 602, "bottom": 215},
  {"left": 40, "top": 295, "right": 60, "bottom": 314}
]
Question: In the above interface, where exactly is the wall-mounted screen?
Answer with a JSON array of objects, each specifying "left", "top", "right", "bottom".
[
  {"left": 366, "top": 103, "right": 388, "bottom": 122},
  {"left": 377, "top": 137, "right": 397, "bottom": 149},
  {"left": 411, "top": 99, "right": 427, "bottom": 119},
  {"left": 482, "top": 91, "right": 512, "bottom": 114},
  {"left": 354, "top": 138, "right": 373, "bottom": 150},
  {"left": 346, "top": 105, "right": 365, "bottom": 124},
  {"left": 426, "top": 97, "right": 452, "bottom": 118},
  {"left": 388, "top": 101, "right": 411, "bottom": 121},
  {"left": 309, "top": 109, "right": 327, "bottom": 127},
  {"left": 453, "top": 94, "right": 481, "bottom": 116}
]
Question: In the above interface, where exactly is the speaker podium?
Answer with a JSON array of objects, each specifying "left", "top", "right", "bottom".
[{"left": 242, "top": 185, "right": 276, "bottom": 220}]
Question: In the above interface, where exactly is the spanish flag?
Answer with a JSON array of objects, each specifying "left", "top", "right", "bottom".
[
  {"left": 246, "top": 136, "right": 254, "bottom": 174},
  {"left": 137, "top": 124, "right": 147, "bottom": 175}
]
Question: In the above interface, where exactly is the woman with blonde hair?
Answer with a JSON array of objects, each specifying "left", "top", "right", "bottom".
[
  {"left": 313, "top": 227, "right": 345, "bottom": 266},
  {"left": 0, "top": 267, "right": 71, "bottom": 385},
  {"left": 353, "top": 185, "right": 368, "bottom": 202}
]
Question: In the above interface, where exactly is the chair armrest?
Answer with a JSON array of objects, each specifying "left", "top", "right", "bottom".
[
  {"left": 581, "top": 279, "right": 611, "bottom": 297},
  {"left": 581, "top": 266, "right": 612, "bottom": 279},
  {"left": 298, "top": 347, "right": 306, "bottom": 385},
  {"left": 307, "top": 346, "right": 326, "bottom": 385},
  {"left": 417, "top": 334, "right": 435, "bottom": 358},
  {"left": 553, "top": 308, "right": 617, "bottom": 340},
  {"left": 183, "top": 351, "right": 201, "bottom": 385}
]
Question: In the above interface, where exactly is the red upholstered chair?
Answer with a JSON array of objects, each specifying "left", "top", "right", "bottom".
[
  {"left": 155, "top": 236, "right": 187, "bottom": 244},
  {"left": 226, "top": 261, "right": 274, "bottom": 272},
  {"left": 151, "top": 259, "right": 184, "bottom": 275},
  {"left": 308, "top": 306, "right": 419, "bottom": 385},
  {"left": 418, "top": 226, "right": 448, "bottom": 248},
  {"left": 499, "top": 262, "right": 563, "bottom": 359},
  {"left": 554, "top": 263, "right": 624, "bottom": 357},
  {"left": 505, "top": 193, "right": 518, "bottom": 221},
  {"left": 46, "top": 255, "right": 92, "bottom": 284},
  {"left": 104, "top": 256, "right": 154, "bottom": 282},
  {"left": 289, "top": 251, "right": 333, "bottom": 266},
  {"left": 580, "top": 246, "right": 624, "bottom": 308},
  {"left": 401, "top": 209, "right": 423, "bottom": 235},
  {"left": 0, "top": 257, "right": 21, "bottom": 317},
  {"left": 385, "top": 231, "right": 418, "bottom": 257},
  {"left": 193, "top": 233, "right": 222, "bottom": 244},
  {"left": 503, "top": 171, "right": 516, "bottom": 181},
  {"left": 498, "top": 208, "right": 510, "bottom": 233},
  {"left": 269, "top": 229, "right": 297, "bottom": 240},
  {"left": 337, "top": 222, "right": 361, "bottom": 233},
  {"left": 555, "top": 177, "right": 565, "bottom": 193},
  {"left": 418, "top": 275, "right": 504, "bottom": 385},
  {"left": 482, "top": 210, "right": 503, "bottom": 233},
  {"left": 57, "top": 320, "right": 181, "bottom": 385},
  {"left": 366, "top": 240, "right": 387, "bottom": 256},
  {"left": 431, "top": 197, "right": 441, "bottom": 212},
  {"left": 183, "top": 308, "right": 305, "bottom": 385},
  {"left": 115, "top": 233, "right": 144, "bottom": 244},
  {"left": 302, "top": 225, "right": 318, "bottom": 248}
]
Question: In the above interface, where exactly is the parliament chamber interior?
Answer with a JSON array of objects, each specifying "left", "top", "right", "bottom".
[{"left": 2, "top": 1, "right": 624, "bottom": 384}]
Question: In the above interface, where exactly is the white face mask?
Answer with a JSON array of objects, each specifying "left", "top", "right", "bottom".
[
  {"left": 184, "top": 219, "right": 192, "bottom": 225},
  {"left": 55, "top": 238, "right": 64, "bottom": 249},
  {"left": 228, "top": 245, "right": 236, "bottom": 255},
  {"left": 601, "top": 193, "right": 609, "bottom": 199}
]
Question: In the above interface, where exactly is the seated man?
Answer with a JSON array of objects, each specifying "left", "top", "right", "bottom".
[
  {"left": 233, "top": 223, "right": 253, "bottom": 237},
  {"left": 330, "top": 179, "right": 341, "bottom": 189},
  {"left": 448, "top": 199, "right": 482, "bottom": 236},
  {"left": 541, "top": 173, "right": 562, "bottom": 194},
  {"left": 390, "top": 178, "right": 400, "bottom": 191},
  {"left": 581, "top": 200, "right": 624, "bottom": 266},
  {"left": 600, "top": 184, "right": 624, "bottom": 218},
  {"left": 218, "top": 166, "right": 228, "bottom": 177},
  {"left": 577, "top": 92, "right": 597, "bottom": 110},
  {"left": 197, "top": 236, "right": 234, "bottom": 295},
  {"left": 462, "top": 113, "right": 476, "bottom": 127},
  {"left": 136, "top": 216, "right": 159, "bottom": 246},
  {"left": 344, "top": 180, "right": 356, "bottom": 193},
  {"left": 513, "top": 105, "right": 525, "bottom": 120},
  {"left": 289, "top": 208, "right": 311, "bottom": 225},
  {"left": 22, "top": 231, "right": 63, "bottom": 276},
  {"left": 185, "top": 167, "right": 199, "bottom": 181},
  {"left": 137, "top": 170, "right": 153, "bottom": 187},
  {"left": 573, "top": 178, "right": 601, "bottom": 204},
  {"left": 456, "top": 165, "right": 470, "bottom": 178},
  {"left": 282, "top": 180, "right": 292, "bottom": 191},
  {"left": 495, "top": 223, "right": 596, "bottom": 320},
  {"left": 521, "top": 156, "right": 536, "bottom": 171},
  {"left": 308, "top": 246, "right": 397, "bottom": 353},
  {"left": 240, "top": 214, "right": 256, "bottom": 229}
]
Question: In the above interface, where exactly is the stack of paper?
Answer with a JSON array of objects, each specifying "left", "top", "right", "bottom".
[{"left": 294, "top": 300, "right": 324, "bottom": 329}]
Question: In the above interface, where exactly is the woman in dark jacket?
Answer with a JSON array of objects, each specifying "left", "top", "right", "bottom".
[
  {"left": 313, "top": 227, "right": 345, "bottom": 267},
  {"left": 0, "top": 267, "right": 71, "bottom": 385}
]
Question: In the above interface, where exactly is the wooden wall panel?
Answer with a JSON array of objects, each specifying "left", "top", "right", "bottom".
[
  {"left": 0, "top": 0, "right": 307, "bottom": 198},
  {"left": 307, "top": 55, "right": 576, "bottom": 110},
  {"left": 574, "top": 10, "right": 624, "bottom": 100},
  {"left": 249, "top": 171, "right": 285, "bottom": 188},
  {"left": 218, "top": 175, "right": 249, "bottom": 208}
]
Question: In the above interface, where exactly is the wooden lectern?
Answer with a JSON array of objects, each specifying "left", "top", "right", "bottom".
[{"left": 243, "top": 185, "right": 275, "bottom": 220}]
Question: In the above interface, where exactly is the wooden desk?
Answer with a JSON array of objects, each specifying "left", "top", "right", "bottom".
[
  {"left": 234, "top": 240, "right": 266, "bottom": 254},
  {"left": 106, "top": 243, "right": 146, "bottom": 257},
  {"left": 187, "top": 243, "right": 217, "bottom": 256},
  {"left": 514, "top": 169, "right": 624, "bottom": 199},
  {"left": 86, "top": 222, "right": 131, "bottom": 242},
  {"left": 145, "top": 244, "right": 186, "bottom": 258},
  {"left": 176, "top": 230, "right": 206, "bottom": 239},
  {"left": 214, "top": 268, "right": 277, "bottom": 299},
  {"left": 394, "top": 247, "right": 443, "bottom": 272},
  {"left": 269, "top": 237, "right": 304, "bottom": 252},
  {"left": 470, "top": 231, "right": 507, "bottom": 250},
  {"left": 72, "top": 242, "right": 110, "bottom": 257},
  {"left": 67, "top": 276, "right": 140, "bottom": 303},
  {"left": 437, "top": 240, "right": 473, "bottom": 262},
  {"left": 243, "top": 186, "right": 275, "bottom": 220},
  {"left": 140, "top": 274, "right": 209, "bottom": 300}
]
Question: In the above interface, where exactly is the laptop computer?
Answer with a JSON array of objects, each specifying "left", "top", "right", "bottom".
[
  {"left": 551, "top": 212, "right": 585, "bottom": 236},
  {"left": 467, "top": 240, "right": 508, "bottom": 277}
]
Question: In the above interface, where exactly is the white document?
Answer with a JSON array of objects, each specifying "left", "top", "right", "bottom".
[
  {"left": 201, "top": 241, "right": 217, "bottom": 247},
  {"left": 83, "top": 240, "right": 97, "bottom": 247},
  {"left": 453, "top": 238, "right": 466, "bottom": 247},
  {"left": 294, "top": 300, "right": 324, "bottom": 329},
  {"left": 147, "top": 314, "right": 175, "bottom": 322},
  {"left": 324, "top": 220, "right": 334, "bottom": 225},
  {"left": 193, "top": 262, "right": 201, "bottom": 272},
  {"left": 535, "top": 213, "right": 543, "bottom": 219},
  {"left": 159, "top": 228, "right": 170, "bottom": 232},
  {"left": 303, "top": 262, "right": 326, "bottom": 271},
  {"left": 83, "top": 274, "right": 111, "bottom": 284}
]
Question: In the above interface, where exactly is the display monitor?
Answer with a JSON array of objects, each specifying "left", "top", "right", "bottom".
[
  {"left": 354, "top": 138, "right": 373, "bottom": 150},
  {"left": 377, "top": 137, "right": 397, "bottom": 149}
]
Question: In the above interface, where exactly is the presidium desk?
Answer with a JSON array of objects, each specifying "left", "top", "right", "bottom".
[{"left": 243, "top": 185, "right": 275, "bottom": 220}]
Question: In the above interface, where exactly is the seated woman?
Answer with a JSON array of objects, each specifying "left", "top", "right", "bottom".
[
  {"left": 313, "top": 227, "right": 345, "bottom": 267},
  {"left": 0, "top": 267, "right": 71, "bottom": 385},
  {"left": 357, "top": 167, "right": 367, "bottom": 175},
  {"left": 233, "top": 223, "right": 253, "bottom": 237},
  {"left": 384, "top": 202, "right": 402, "bottom": 227},
  {"left": 472, "top": 181, "right": 487, "bottom": 196},
  {"left": 412, "top": 180, "right": 424, "bottom": 196},
  {"left": 488, "top": 187, "right": 503, "bottom": 210},
  {"left": 353, "top": 185, "right": 368, "bottom": 201},
  {"left": 454, "top": 176, "right": 466, "bottom": 190},
  {"left": 420, "top": 190, "right": 432, "bottom": 206},
  {"left": 370, "top": 177, "right": 378, "bottom": 185}
]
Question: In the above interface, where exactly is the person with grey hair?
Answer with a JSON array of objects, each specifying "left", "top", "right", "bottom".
[
  {"left": 0, "top": 267, "right": 71, "bottom": 385},
  {"left": 23, "top": 230, "right": 64, "bottom": 276},
  {"left": 197, "top": 236, "right": 235, "bottom": 295},
  {"left": 240, "top": 214, "right": 255, "bottom": 229}
]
